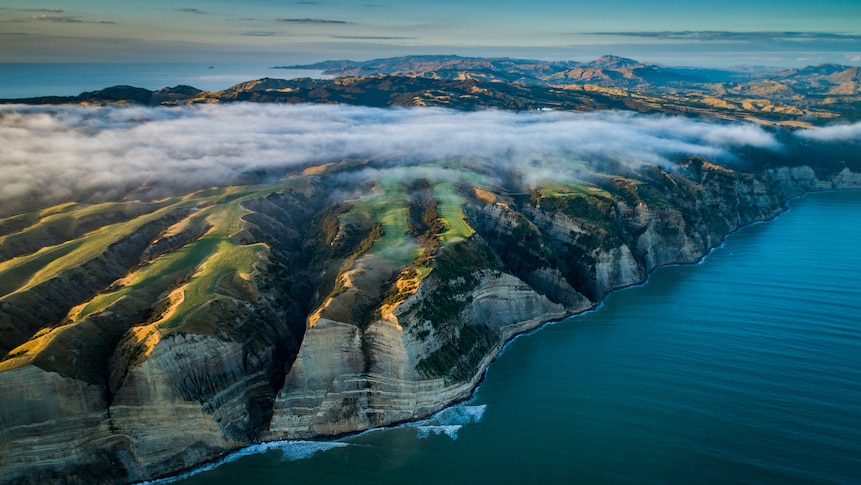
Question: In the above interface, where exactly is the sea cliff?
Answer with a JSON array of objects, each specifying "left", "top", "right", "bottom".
[{"left": 2, "top": 153, "right": 858, "bottom": 484}]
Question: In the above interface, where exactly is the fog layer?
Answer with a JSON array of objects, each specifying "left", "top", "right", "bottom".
[{"left": 0, "top": 103, "right": 788, "bottom": 214}]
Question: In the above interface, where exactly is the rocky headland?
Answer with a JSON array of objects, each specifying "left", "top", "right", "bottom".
[{"left": 1, "top": 150, "right": 859, "bottom": 483}]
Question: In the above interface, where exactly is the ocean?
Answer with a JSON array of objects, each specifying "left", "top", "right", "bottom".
[
  {"left": 0, "top": 63, "right": 325, "bottom": 99},
  {"left": 165, "top": 191, "right": 861, "bottom": 484}
]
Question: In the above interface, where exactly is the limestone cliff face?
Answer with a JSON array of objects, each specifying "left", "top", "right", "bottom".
[
  {"left": 268, "top": 270, "right": 569, "bottom": 439},
  {"left": 0, "top": 188, "right": 318, "bottom": 484},
  {"left": 0, "top": 366, "right": 116, "bottom": 484},
  {"left": 1, "top": 163, "right": 859, "bottom": 484},
  {"left": 0, "top": 287, "right": 298, "bottom": 484},
  {"left": 110, "top": 337, "right": 242, "bottom": 476},
  {"left": 107, "top": 333, "right": 267, "bottom": 479},
  {"left": 769, "top": 166, "right": 861, "bottom": 197},
  {"left": 266, "top": 163, "right": 822, "bottom": 442}
]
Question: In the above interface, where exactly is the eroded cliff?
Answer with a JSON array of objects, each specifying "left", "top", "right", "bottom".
[{"left": 1, "top": 154, "right": 859, "bottom": 484}]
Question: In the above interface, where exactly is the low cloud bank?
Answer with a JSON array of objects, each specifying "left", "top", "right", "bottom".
[
  {"left": 0, "top": 103, "right": 780, "bottom": 214},
  {"left": 795, "top": 122, "right": 861, "bottom": 142}
]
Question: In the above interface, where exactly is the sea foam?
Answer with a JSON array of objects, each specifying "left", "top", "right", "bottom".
[
  {"left": 138, "top": 440, "right": 348, "bottom": 484},
  {"left": 410, "top": 404, "right": 487, "bottom": 440}
]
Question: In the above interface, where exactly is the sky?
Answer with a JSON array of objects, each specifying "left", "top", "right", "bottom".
[{"left": 1, "top": 0, "right": 860, "bottom": 67}]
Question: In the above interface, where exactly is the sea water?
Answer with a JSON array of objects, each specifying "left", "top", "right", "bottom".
[
  {"left": 0, "top": 63, "right": 326, "bottom": 99},
  {"left": 170, "top": 191, "right": 861, "bottom": 484}
]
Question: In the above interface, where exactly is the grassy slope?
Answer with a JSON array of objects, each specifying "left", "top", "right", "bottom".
[
  {"left": 0, "top": 202, "right": 82, "bottom": 238},
  {"left": 308, "top": 176, "right": 419, "bottom": 326},
  {"left": 159, "top": 189, "right": 273, "bottom": 331},
  {"left": 0, "top": 185, "right": 279, "bottom": 371},
  {"left": 0, "top": 157, "right": 658, "bottom": 375},
  {"left": 0, "top": 201, "right": 165, "bottom": 260},
  {"left": 434, "top": 182, "right": 474, "bottom": 243},
  {"left": 310, "top": 171, "right": 487, "bottom": 325},
  {"left": 0, "top": 199, "right": 189, "bottom": 298}
]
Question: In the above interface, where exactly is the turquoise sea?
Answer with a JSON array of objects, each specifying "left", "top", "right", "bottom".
[
  {"left": 166, "top": 191, "right": 861, "bottom": 484},
  {"left": 0, "top": 63, "right": 324, "bottom": 99}
]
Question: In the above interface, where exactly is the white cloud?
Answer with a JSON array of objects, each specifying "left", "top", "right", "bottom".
[
  {"left": 795, "top": 122, "right": 861, "bottom": 142},
  {"left": 0, "top": 104, "right": 780, "bottom": 214}
]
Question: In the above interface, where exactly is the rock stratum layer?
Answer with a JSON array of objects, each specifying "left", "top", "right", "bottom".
[{"left": 1, "top": 116, "right": 860, "bottom": 484}]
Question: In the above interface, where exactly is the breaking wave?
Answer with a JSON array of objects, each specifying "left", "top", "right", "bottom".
[
  {"left": 415, "top": 425, "right": 463, "bottom": 439},
  {"left": 139, "top": 440, "right": 349, "bottom": 484},
  {"left": 410, "top": 404, "right": 487, "bottom": 440}
]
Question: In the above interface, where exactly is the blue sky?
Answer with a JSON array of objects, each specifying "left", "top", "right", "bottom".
[{"left": 1, "top": 0, "right": 860, "bottom": 66}]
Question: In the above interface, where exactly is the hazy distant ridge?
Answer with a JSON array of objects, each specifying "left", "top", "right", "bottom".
[{"left": 6, "top": 55, "right": 860, "bottom": 125}]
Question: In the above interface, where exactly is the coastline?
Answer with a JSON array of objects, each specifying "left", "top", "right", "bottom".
[
  {"left": 3, "top": 157, "right": 857, "bottom": 484},
  {"left": 0, "top": 63, "right": 327, "bottom": 99},
  {"left": 145, "top": 188, "right": 860, "bottom": 484}
]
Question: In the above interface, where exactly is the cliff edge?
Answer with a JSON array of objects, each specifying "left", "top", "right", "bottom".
[{"left": 1, "top": 138, "right": 859, "bottom": 483}]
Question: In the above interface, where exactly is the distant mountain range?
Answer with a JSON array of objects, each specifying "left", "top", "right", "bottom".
[
  {"left": 281, "top": 54, "right": 861, "bottom": 96},
  {"left": 4, "top": 55, "right": 861, "bottom": 125}
]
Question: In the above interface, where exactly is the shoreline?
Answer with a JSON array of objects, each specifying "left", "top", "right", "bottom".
[{"left": 143, "top": 188, "right": 860, "bottom": 484}]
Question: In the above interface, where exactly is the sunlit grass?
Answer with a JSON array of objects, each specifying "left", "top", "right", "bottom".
[
  {"left": 536, "top": 180, "right": 609, "bottom": 198},
  {"left": 434, "top": 182, "right": 474, "bottom": 242},
  {"left": 0, "top": 202, "right": 85, "bottom": 235},
  {"left": 156, "top": 187, "right": 275, "bottom": 330},
  {"left": 350, "top": 176, "right": 420, "bottom": 267},
  {"left": 0, "top": 183, "right": 278, "bottom": 329},
  {"left": 74, "top": 227, "right": 217, "bottom": 321},
  {"left": 0, "top": 201, "right": 162, "bottom": 249},
  {"left": 2, "top": 202, "right": 194, "bottom": 298},
  {"left": 0, "top": 241, "right": 84, "bottom": 297},
  {"left": 0, "top": 200, "right": 174, "bottom": 297}
]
